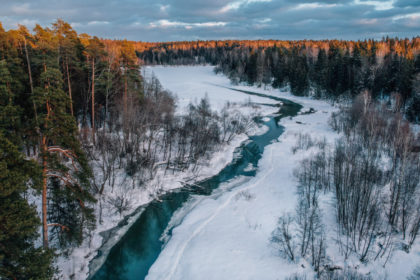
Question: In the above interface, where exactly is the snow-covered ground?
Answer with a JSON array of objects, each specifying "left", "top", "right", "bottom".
[{"left": 145, "top": 66, "right": 420, "bottom": 280}]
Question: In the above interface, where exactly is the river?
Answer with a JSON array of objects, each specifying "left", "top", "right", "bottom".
[{"left": 90, "top": 87, "right": 302, "bottom": 280}]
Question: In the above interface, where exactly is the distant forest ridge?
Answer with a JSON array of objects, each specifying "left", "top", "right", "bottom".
[
  {"left": 0, "top": 20, "right": 419, "bottom": 119},
  {"left": 136, "top": 37, "right": 420, "bottom": 122},
  {"left": 135, "top": 37, "right": 419, "bottom": 52}
]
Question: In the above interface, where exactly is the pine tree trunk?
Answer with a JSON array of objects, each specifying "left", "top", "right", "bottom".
[
  {"left": 41, "top": 97, "right": 51, "bottom": 249},
  {"left": 24, "top": 39, "right": 34, "bottom": 95},
  {"left": 91, "top": 58, "right": 95, "bottom": 144},
  {"left": 66, "top": 58, "right": 74, "bottom": 116},
  {"left": 123, "top": 70, "right": 128, "bottom": 134},
  {"left": 24, "top": 38, "right": 40, "bottom": 152},
  {"left": 42, "top": 136, "right": 48, "bottom": 249},
  {"left": 124, "top": 72, "right": 128, "bottom": 120}
]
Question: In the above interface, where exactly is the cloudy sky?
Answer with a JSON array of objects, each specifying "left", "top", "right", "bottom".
[{"left": 0, "top": 0, "right": 419, "bottom": 41}]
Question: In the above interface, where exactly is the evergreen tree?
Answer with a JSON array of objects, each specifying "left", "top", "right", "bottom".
[
  {"left": 0, "top": 135, "right": 55, "bottom": 280},
  {"left": 0, "top": 59, "right": 54, "bottom": 280},
  {"left": 84, "top": 36, "right": 106, "bottom": 142},
  {"left": 407, "top": 93, "right": 420, "bottom": 123},
  {"left": 314, "top": 49, "right": 328, "bottom": 97},
  {"left": 34, "top": 67, "right": 95, "bottom": 249},
  {"left": 53, "top": 19, "right": 83, "bottom": 117}
]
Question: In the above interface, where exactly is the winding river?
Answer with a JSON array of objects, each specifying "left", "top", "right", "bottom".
[{"left": 90, "top": 88, "right": 302, "bottom": 280}]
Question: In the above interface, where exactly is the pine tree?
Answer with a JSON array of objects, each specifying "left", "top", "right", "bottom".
[
  {"left": 53, "top": 19, "right": 82, "bottom": 117},
  {"left": 0, "top": 135, "right": 55, "bottom": 280},
  {"left": 314, "top": 48, "right": 327, "bottom": 97},
  {"left": 0, "top": 59, "right": 54, "bottom": 280},
  {"left": 34, "top": 67, "right": 95, "bottom": 249},
  {"left": 84, "top": 36, "right": 106, "bottom": 143},
  {"left": 407, "top": 93, "right": 420, "bottom": 123}
]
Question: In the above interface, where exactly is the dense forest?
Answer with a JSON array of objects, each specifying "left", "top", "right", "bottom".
[
  {"left": 137, "top": 38, "right": 420, "bottom": 122},
  {"left": 0, "top": 19, "right": 143, "bottom": 278}
]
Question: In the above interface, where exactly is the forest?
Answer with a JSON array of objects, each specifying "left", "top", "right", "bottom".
[
  {"left": 137, "top": 38, "right": 420, "bottom": 122},
  {"left": 0, "top": 19, "right": 143, "bottom": 278},
  {"left": 0, "top": 20, "right": 254, "bottom": 279}
]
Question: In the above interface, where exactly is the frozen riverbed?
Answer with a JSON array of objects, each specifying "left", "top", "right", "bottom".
[{"left": 143, "top": 65, "right": 279, "bottom": 113}]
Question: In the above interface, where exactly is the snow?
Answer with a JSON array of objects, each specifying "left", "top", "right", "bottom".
[
  {"left": 143, "top": 66, "right": 278, "bottom": 114},
  {"left": 146, "top": 83, "right": 336, "bottom": 280},
  {"left": 145, "top": 66, "right": 420, "bottom": 280}
]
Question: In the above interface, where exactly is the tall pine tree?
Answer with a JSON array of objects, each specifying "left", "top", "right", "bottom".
[
  {"left": 0, "top": 59, "right": 54, "bottom": 279},
  {"left": 34, "top": 66, "right": 95, "bottom": 249}
]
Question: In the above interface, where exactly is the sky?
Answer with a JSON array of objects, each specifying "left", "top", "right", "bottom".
[{"left": 0, "top": 0, "right": 419, "bottom": 42}]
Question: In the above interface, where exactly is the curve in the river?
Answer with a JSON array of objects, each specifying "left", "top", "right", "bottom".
[{"left": 90, "top": 88, "right": 302, "bottom": 280}]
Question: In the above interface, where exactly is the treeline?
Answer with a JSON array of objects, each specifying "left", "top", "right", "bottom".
[
  {"left": 272, "top": 93, "right": 420, "bottom": 278},
  {"left": 137, "top": 38, "right": 420, "bottom": 122}
]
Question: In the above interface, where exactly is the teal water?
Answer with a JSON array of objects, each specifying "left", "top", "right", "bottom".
[{"left": 90, "top": 90, "right": 302, "bottom": 280}]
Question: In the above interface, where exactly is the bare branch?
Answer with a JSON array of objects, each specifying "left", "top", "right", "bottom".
[{"left": 47, "top": 146, "right": 79, "bottom": 170}]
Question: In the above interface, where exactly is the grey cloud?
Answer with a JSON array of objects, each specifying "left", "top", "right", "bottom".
[
  {"left": 394, "top": 0, "right": 420, "bottom": 8},
  {"left": 0, "top": 0, "right": 418, "bottom": 41}
]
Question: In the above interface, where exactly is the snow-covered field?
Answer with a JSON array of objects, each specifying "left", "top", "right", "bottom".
[{"left": 143, "top": 66, "right": 278, "bottom": 114}]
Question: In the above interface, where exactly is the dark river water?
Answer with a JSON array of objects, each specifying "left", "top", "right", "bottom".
[{"left": 90, "top": 88, "right": 302, "bottom": 280}]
